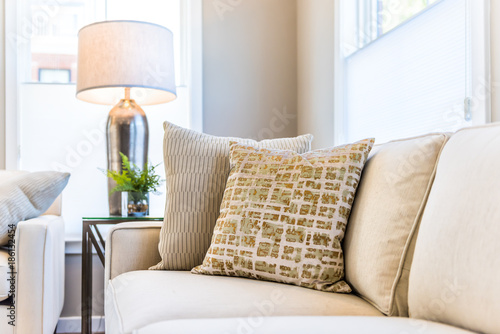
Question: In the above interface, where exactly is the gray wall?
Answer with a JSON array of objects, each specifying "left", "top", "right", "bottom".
[
  {"left": 296, "top": 0, "right": 335, "bottom": 149},
  {"left": 202, "top": 0, "right": 298, "bottom": 140},
  {"left": 61, "top": 254, "right": 105, "bottom": 318}
]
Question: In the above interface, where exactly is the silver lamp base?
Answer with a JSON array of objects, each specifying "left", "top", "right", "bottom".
[{"left": 106, "top": 96, "right": 148, "bottom": 216}]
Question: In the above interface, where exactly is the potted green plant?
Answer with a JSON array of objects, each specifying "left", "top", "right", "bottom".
[{"left": 103, "top": 153, "right": 162, "bottom": 217}]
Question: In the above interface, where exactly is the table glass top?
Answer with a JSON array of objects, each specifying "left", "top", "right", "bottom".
[{"left": 82, "top": 216, "right": 163, "bottom": 221}]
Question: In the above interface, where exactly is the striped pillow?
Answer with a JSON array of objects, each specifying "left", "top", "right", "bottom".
[
  {"left": 150, "top": 122, "right": 313, "bottom": 270},
  {"left": 0, "top": 171, "right": 70, "bottom": 245}
]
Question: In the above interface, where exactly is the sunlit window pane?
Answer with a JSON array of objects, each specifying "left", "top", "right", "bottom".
[
  {"left": 379, "top": 0, "right": 440, "bottom": 34},
  {"left": 19, "top": 0, "right": 102, "bottom": 83},
  {"left": 342, "top": 0, "right": 441, "bottom": 56}
]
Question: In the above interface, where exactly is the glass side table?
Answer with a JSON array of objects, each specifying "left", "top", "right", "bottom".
[{"left": 81, "top": 216, "right": 163, "bottom": 334}]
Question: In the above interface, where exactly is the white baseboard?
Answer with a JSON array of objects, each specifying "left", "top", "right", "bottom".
[{"left": 57, "top": 316, "right": 105, "bottom": 333}]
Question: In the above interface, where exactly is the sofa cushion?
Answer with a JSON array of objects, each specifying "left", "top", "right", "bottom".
[
  {"left": 106, "top": 271, "right": 382, "bottom": 334},
  {"left": 408, "top": 123, "right": 500, "bottom": 334},
  {"left": 151, "top": 122, "right": 313, "bottom": 270},
  {"left": 134, "top": 316, "right": 475, "bottom": 334},
  {"left": 192, "top": 139, "right": 374, "bottom": 293},
  {"left": 0, "top": 249, "right": 11, "bottom": 301},
  {"left": 343, "top": 133, "right": 448, "bottom": 316},
  {"left": 0, "top": 171, "right": 70, "bottom": 245}
]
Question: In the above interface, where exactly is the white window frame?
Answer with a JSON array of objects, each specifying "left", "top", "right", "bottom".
[
  {"left": 0, "top": 0, "right": 4, "bottom": 169},
  {"left": 4, "top": 0, "right": 18, "bottom": 169},
  {"left": 3, "top": 0, "right": 203, "bottom": 169},
  {"left": 333, "top": 0, "right": 491, "bottom": 146}
]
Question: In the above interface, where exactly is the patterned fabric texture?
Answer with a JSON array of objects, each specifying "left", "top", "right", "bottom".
[
  {"left": 150, "top": 122, "right": 313, "bottom": 270},
  {"left": 192, "top": 139, "right": 374, "bottom": 292},
  {"left": 0, "top": 171, "right": 70, "bottom": 245}
]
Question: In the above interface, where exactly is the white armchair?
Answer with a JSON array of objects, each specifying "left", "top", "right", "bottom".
[{"left": 0, "top": 194, "right": 65, "bottom": 334}]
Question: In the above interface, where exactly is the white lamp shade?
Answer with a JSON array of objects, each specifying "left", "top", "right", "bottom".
[{"left": 76, "top": 20, "right": 177, "bottom": 106}]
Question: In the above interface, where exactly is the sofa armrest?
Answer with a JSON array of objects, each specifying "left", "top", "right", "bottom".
[
  {"left": 41, "top": 195, "right": 62, "bottom": 216},
  {"left": 15, "top": 215, "right": 65, "bottom": 334},
  {"left": 105, "top": 222, "right": 162, "bottom": 285}
]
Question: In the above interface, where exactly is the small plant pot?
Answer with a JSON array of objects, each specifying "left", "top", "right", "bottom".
[{"left": 122, "top": 192, "right": 149, "bottom": 217}]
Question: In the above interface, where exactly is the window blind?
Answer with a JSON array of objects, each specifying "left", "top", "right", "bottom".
[{"left": 343, "top": 0, "right": 470, "bottom": 144}]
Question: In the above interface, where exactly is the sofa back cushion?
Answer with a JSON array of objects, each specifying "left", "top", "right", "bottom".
[
  {"left": 343, "top": 133, "right": 448, "bottom": 316},
  {"left": 408, "top": 124, "right": 500, "bottom": 334}
]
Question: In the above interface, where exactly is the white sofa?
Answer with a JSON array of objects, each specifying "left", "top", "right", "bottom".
[
  {"left": 0, "top": 171, "right": 65, "bottom": 334},
  {"left": 104, "top": 123, "right": 500, "bottom": 334}
]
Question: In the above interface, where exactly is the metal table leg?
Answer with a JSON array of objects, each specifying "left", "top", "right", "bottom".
[{"left": 82, "top": 222, "right": 93, "bottom": 334}]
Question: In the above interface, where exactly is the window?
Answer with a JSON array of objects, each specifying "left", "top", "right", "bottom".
[
  {"left": 334, "top": 0, "right": 490, "bottom": 144},
  {"left": 344, "top": 0, "right": 440, "bottom": 55},
  {"left": 39, "top": 68, "right": 71, "bottom": 83},
  {"left": 18, "top": 0, "right": 98, "bottom": 84},
  {"left": 6, "top": 0, "right": 202, "bottom": 238}
]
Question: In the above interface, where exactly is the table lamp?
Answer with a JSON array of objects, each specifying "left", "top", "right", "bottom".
[{"left": 76, "top": 20, "right": 176, "bottom": 216}]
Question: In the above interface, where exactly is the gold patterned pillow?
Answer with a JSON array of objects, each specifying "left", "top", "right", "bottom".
[{"left": 192, "top": 138, "right": 375, "bottom": 292}]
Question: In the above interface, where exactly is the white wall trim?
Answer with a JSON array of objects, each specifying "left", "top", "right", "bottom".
[
  {"left": 4, "top": 0, "right": 19, "bottom": 169},
  {"left": 469, "top": 0, "right": 491, "bottom": 125},
  {"left": 0, "top": 0, "right": 5, "bottom": 169},
  {"left": 186, "top": 0, "right": 203, "bottom": 132},
  {"left": 333, "top": 0, "right": 345, "bottom": 146},
  {"left": 65, "top": 238, "right": 83, "bottom": 255},
  {"left": 57, "top": 316, "right": 105, "bottom": 333},
  {"left": 65, "top": 238, "right": 105, "bottom": 255}
]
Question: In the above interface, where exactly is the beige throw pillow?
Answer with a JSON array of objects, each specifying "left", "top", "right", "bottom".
[
  {"left": 151, "top": 122, "right": 313, "bottom": 270},
  {"left": 343, "top": 133, "right": 449, "bottom": 316},
  {"left": 192, "top": 139, "right": 374, "bottom": 292}
]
